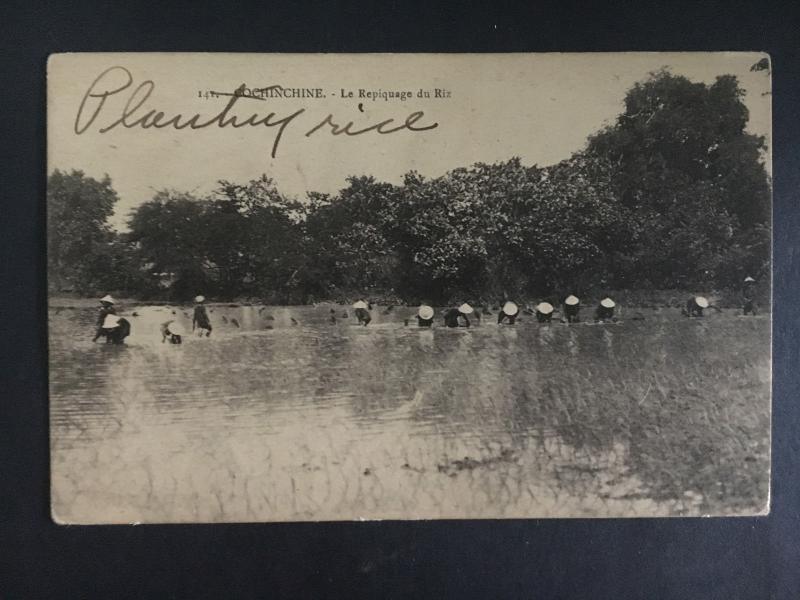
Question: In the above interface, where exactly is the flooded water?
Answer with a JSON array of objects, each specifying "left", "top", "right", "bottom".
[{"left": 49, "top": 303, "right": 771, "bottom": 523}]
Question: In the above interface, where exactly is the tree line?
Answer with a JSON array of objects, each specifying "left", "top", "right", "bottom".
[{"left": 48, "top": 71, "right": 771, "bottom": 304}]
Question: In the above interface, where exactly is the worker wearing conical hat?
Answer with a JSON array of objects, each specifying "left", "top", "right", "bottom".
[
  {"left": 192, "top": 295, "right": 212, "bottom": 336},
  {"left": 562, "top": 294, "right": 581, "bottom": 323},
  {"left": 161, "top": 319, "right": 184, "bottom": 344},
  {"left": 352, "top": 299, "right": 372, "bottom": 326},
  {"left": 594, "top": 297, "right": 616, "bottom": 322},
  {"left": 497, "top": 301, "right": 519, "bottom": 325},
  {"left": 92, "top": 294, "right": 117, "bottom": 342},
  {"left": 742, "top": 276, "right": 758, "bottom": 316},
  {"left": 685, "top": 295, "right": 709, "bottom": 317},
  {"left": 535, "top": 302, "right": 554, "bottom": 323},
  {"left": 444, "top": 303, "right": 473, "bottom": 328},
  {"left": 416, "top": 305, "right": 435, "bottom": 327}
]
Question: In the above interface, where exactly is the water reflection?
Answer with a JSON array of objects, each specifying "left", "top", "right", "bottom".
[{"left": 49, "top": 304, "right": 771, "bottom": 522}]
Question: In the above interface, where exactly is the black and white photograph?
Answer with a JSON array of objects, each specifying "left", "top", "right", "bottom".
[{"left": 47, "top": 53, "right": 772, "bottom": 523}]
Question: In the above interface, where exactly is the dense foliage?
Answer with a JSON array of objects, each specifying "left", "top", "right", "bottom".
[{"left": 48, "top": 71, "right": 771, "bottom": 303}]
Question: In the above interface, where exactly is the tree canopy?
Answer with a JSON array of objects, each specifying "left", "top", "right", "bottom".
[
  {"left": 47, "top": 169, "right": 119, "bottom": 292},
  {"left": 586, "top": 71, "right": 770, "bottom": 287},
  {"left": 48, "top": 71, "right": 771, "bottom": 302}
]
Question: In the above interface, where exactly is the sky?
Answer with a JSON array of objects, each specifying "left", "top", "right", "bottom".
[{"left": 48, "top": 53, "right": 771, "bottom": 230}]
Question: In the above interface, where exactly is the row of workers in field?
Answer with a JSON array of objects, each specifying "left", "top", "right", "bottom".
[
  {"left": 90, "top": 276, "right": 760, "bottom": 343},
  {"left": 351, "top": 296, "right": 613, "bottom": 328},
  {"left": 352, "top": 276, "right": 759, "bottom": 328}
]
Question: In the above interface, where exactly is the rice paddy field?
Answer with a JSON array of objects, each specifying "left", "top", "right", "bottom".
[{"left": 49, "top": 302, "right": 770, "bottom": 523}]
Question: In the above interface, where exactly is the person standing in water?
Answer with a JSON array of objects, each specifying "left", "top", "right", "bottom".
[
  {"left": 535, "top": 302, "right": 554, "bottom": 323},
  {"left": 497, "top": 301, "right": 519, "bottom": 325},
  {"left": 742, "top": 276, "right": 758, "bottom": 315},
  {"left": 192, "top": 295, "right": 212, "bottom": 336},
  {"left": 353, "top": 299, "right": 372, "bottom": 326},
  {"left": 416, "top": 305, "right": 435, "bottom": 327},
  {"left": 562, "top": 295, "right": 581, "bottom": 323},
  {"left": 444, "top": 303, "right": 473, "bottom": 328},
  {"left": 594, "top": 297, "right": 616, "bottom": 322},
  {"left": 92, "top": 295, "right": 117, "bottom": 342}
]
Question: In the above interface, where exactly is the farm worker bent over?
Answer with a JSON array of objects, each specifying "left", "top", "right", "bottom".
[
  {"left": 161, "top": 320, "right": 184, "bottom": 344},
  {"left": 595, "top": 297, "right": 616, "bottom": 321},
  {"left": 99, "top": 314, "right": 131, "bottom": 345},
  {"left": 444, "top": 303, "right": 473, "bottom": 328},
  {"left": 685, "top": 296, "right": 709, "bottom": 317},
  {"left": 353, "top": 300, "right": 371, "bottom": 326},
  {"left": 416, "top": 305, "right": 434, "bottom": 327},
  {"left": 535, "top": 302, "right": 554, "bottom": 323},
  {"left": 497, "top": 301, "right": 519, "bottom": 324},
  {"left": 563, "top": 295, "right": 581, "bottom": 323}
]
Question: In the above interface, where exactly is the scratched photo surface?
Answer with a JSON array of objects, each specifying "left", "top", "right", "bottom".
[{"left": 47, "top": 53, "right": 772, "bottom": 523}]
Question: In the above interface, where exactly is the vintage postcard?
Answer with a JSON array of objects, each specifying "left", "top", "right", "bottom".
[{"left": 48, "top": 53, "right": 772, "bottom": 523}]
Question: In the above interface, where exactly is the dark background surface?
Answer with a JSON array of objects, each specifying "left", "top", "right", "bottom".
[{"left": 1, "top": 2, "right": 798, "bottom": 598}]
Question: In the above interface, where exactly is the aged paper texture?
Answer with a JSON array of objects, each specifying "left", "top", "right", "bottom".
[{"left": 48, "top": 53, "right": 771, "bottom": 523}]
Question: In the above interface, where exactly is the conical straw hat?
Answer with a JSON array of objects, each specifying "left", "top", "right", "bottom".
[
  {"left": 502, "top": 301, "right": 519, "bottom": 316},
  {"left": 194, "top": 295, "right": 205, "bottom": 303},
  {"left": 564, "top": 295, "right": 580, "bottom": 306},
  {"left": 102, "top": 314, "right": 120, "bottom": 328},
  {"left": 168, "top": 323, "right": 184, "bottom": 336},
  {"left": 100, "top": 295, "right": 115, "bottom": 304},
  {"left": 352, "top": 300, "right": 368, "bottom": 309},
  {"left": 695, "top": 296, "right": 709, "bottom": 308},
  {"left": 744, "top": 276, "right": 755, "bottom": 282},
  {"left": 418, "top": 305, "right": 434, "bottom": 320},
  {"left": 458, "top": 303, "right": 474, "bottom": 314},
  {"left": 600, "top": 298, "right": 616, "bottom": 308},
  {"left": 536, "top": 302, "right": 554, "bottom": 314}
]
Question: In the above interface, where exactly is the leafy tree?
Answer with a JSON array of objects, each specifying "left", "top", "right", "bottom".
[
  {"left": 47, "top": 170, "right": 119, "bottom": 293},
  {"left": 303, "top": 176, "right": 400, "bottom": 297},
  {"left": 587, "top": 70, "right": 771, "bottom": 287},
  {"left": 210, "top": 175, "right": 306, "bottom": 300},
  {"left": 127, "top": 191, "right": 212, "bottom": 300},
  {"left": 388, "top": 170, "right": 488, "bottom": 301},
  {"left": 52, "top": 70, "right": 772, "bottom": 302},
  {"left": 509, "top": 154, "right": 628, "bottom": 293},
  {"left": 389, "top": 156, "right": 625, "bottom": 302}
]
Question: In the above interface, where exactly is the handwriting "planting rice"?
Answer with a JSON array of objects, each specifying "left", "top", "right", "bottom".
[{"left": 74, "top": 66, "right": 438, "bottom": 159}]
